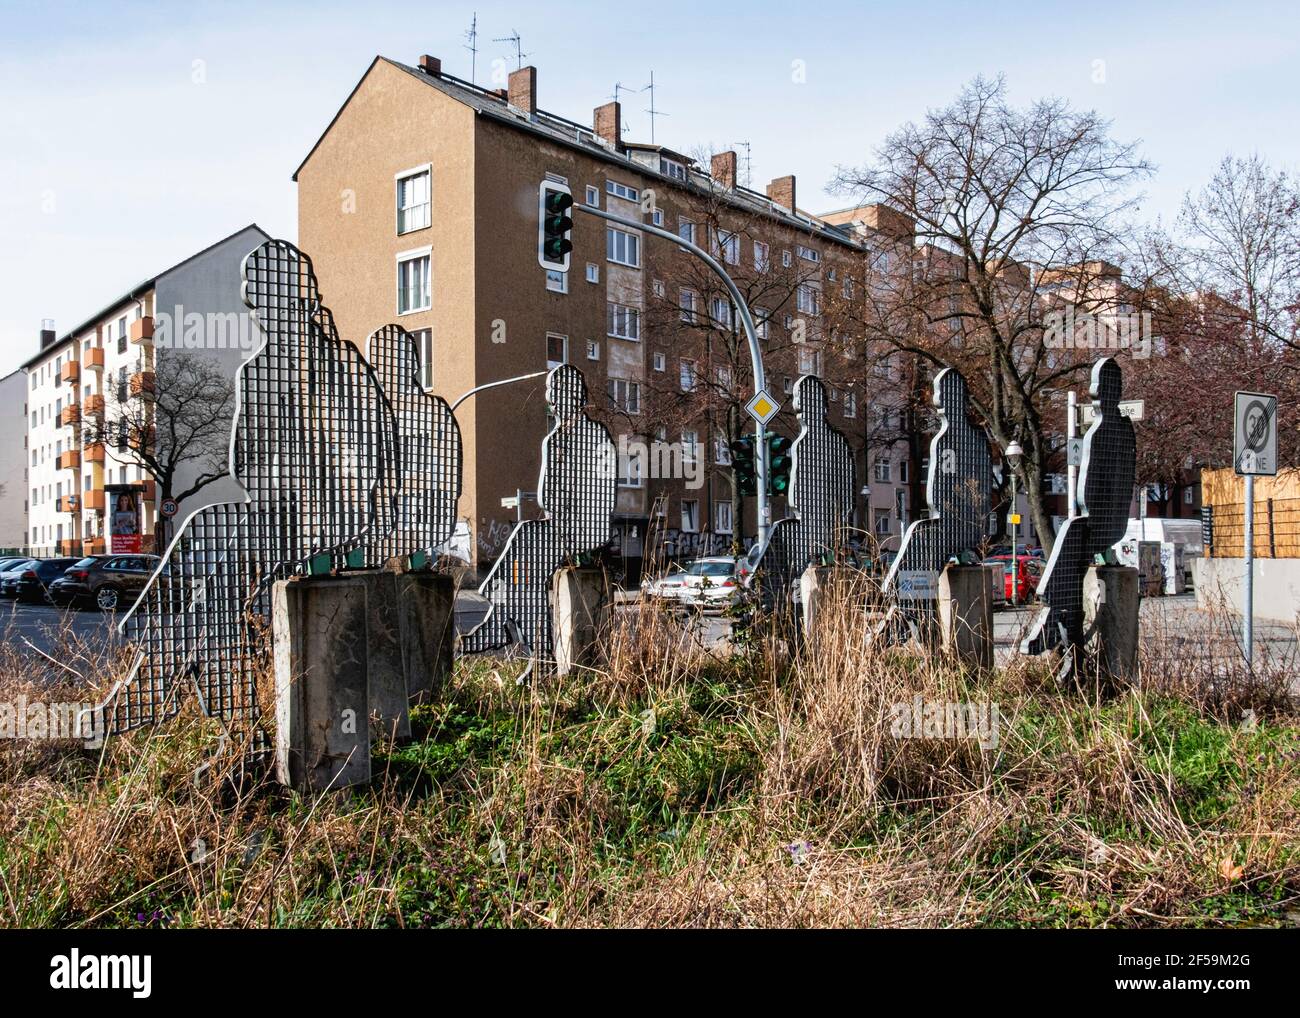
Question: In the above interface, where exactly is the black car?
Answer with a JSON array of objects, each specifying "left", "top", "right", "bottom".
[
  {"left": 50, "top": 554, "right": 161, "bottom": 611},
  {"left": 8, "top": 558, "right": 79, "bottom": 604},
  {"left": 0, "top": 559, "right": 38, "bottom": 598}
]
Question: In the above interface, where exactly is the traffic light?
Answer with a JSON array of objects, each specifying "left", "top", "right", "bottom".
[
  {"left": 729, "top": 436, "right": 757, "bottom": 497},
  {"left": 766, "top": 434, "right": 794, "bottom": 496},
  {"left": 538, "top": 180, "right": 574, "bottom": 271}
]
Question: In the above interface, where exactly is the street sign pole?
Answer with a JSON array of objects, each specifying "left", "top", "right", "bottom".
[
  {"left": 1066, "top": 390, "right": 1078, "bottom": 521},
  {"left": 1244, "top": 473, "right": 1254, "bottom": 669},
  {"left": 576, "top": 202, "right": 772, "bottom": 544}
]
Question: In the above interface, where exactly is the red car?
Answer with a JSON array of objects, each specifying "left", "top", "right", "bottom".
[{"left": 984, "top": 554, "right": 1044, "bottom": 603}]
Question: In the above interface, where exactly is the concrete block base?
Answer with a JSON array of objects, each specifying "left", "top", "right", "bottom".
[
  {"left": 938, "top": 564, "right": 993, "bottom": 669},
  {"left": 1083, "top": 565, "right": 1140, "bottom": 686},
  {"left": 552, "top": 567, "right": 610, "bottom": 676}
]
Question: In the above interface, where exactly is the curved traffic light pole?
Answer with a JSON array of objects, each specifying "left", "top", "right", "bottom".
[{"left": 574, "top": 202, "right": 772, "bottom": 545}]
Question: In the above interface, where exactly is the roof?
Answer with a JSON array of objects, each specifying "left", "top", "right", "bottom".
[
  {"left": 294, "top": 57, "right": 865, "bottom": 250},
  {"left": 21, "top": 223, "right": 269, "bottom": 371}
]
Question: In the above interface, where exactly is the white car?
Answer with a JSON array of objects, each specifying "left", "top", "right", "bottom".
[
  {"left": 641, "top": 563, "right": 690, "bottom": 603},
  {"left": 678, "top": 556, "right": 743, "bottom": 610}
]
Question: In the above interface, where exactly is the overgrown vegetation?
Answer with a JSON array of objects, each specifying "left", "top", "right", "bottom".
[{"left": 1, "top": 580, "right": 1297, "bottom": 928}]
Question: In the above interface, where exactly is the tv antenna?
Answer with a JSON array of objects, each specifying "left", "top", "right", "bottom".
[
  {"left": 464, "top": 12, "right": 479, "bottom": 84},
  {"left": 737, "top": 140, "right": 752, "bottom": 187},
  {"left": 493, "top": 30, "right": 527, "bottom": 70},
  {"left": 642, "top": 71, "right": 668, "bottom": 145}
]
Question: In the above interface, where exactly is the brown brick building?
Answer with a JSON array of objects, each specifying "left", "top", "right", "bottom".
[{"left": 295, "top": 55, "right": 920, "bottom": 575}]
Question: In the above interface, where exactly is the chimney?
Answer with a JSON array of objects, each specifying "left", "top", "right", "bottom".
[
  {"left": 39, "top": 318, "right": 55, "bottom": 350},
  {"left": 594, "top": 101, "right": 621, "bottom": 149},
  {"left": 711, "top": 151, "right": 737, "bottom": 190},
  {"left": 418, "top": 54, "right": 441, "bottom": 77},
  {"left": 766, "top": 175, "right": 796, "bottom": 213},
  {"left": 508, "top": 65, "right": 536, "bottom": 114}
]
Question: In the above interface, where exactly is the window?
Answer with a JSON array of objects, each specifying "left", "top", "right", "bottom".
[
  {"left": 679, "top": 359, "right": 697, "bottom": 392},
  {"left": 783, "top": 376, "right": 793, "bottom": 394},
  {"left": 781, "top": 250, "right": 792, "bottom": 268},
  {"left": 652, "top": 278, "right": 665, "bottom": 298},
  {"left": 715, "top": 365, "right": 732, "bottom": 390},
  {"left": 606, "top": 377, "right": 641, "bottom": 415},
  {"left": 652, "top": 352, "right": 665, "bottom": 372},
  {"left": 797, "top": 347, "right": 821, "bottom": 375},
  {"left": 546, "top": 268, "right": 568, "bottom": 293},
  {"left": 585, "top": 185, "right": 600, "bottom": 206},
  {"left": 606, "top": 226, "right": 641, "bottom": 267},
  {"left": 843, "top": 391, "right": 857, "bottom": 418},
  {"left": 586, "top": 340, "right": 600, "bottom": 360},
  {"left": 397, "top": 251, "right": 431, "bottom": 314},
  {"left": 712, "top": 229, "right": 739, "bottom": 265},
  {"left": 117, "top": 317, "right": 128, "bottom": 353},
  {"left": 754, "top": 241, "right": 769, "bottom": 272},
  {"left": 714, "top": 500, "right": 733, "bottom": 534},
  {"left": 680, "top": 499, "right": 699, "bottom": 533},
  {"left": 660, "top": 157, "right": 687, "bottom": 181},
  {"left": 396, "top": 167, "right": 431, "bottom": 234},
  {"left": 843, "top": 276, "right": 855, "bottom": 299},
  {"left": 586, "top": 262, "right": 600, "bottom": 284},
  {"left": 796, "top": 283, "right": 821, "bottom": 315},
  {"left": 874, "top": 458, "right": 892, "bottom": 483},
  {"left": 546, "top": 333, "right": 568, "bottom": 368},
  {"left": 827, "top": 267, "right": 837, "bottom": 282},
  {"left": 681, "top": 430, "right": 699, "bottom": 465},
  {"left": 617, "top": 449, "right": 644, "bottom": 488},
  {"left": 783, "top": 312, "right": 795, "bottom": 330},
  {"left": 607, "top": 302, "right": 640, "bottom": 340},
  {"left": 875, "top": 511, "right": 891, "bottom": 536},
  {"left": 606, "top": 179, "right": 639, "bottom": 202},
  {"left": 796, "top": 244, "right": 820, "bottom": 263},
  {"left": 899, "top": 460, "right": 909, "bottom": 484},
  {"left": 651, "top": 208, "right": 664, "bottom": 227},
  {"left": 754, "top": 308, "right": 769, "bottom": 340},
  {"left": 715, "top": 432, "right": 731, "bottom": 465},
  {"left": 679, "top": 288, "right": 698, "bottom": 324},
  {"left": 895, "top": 488, "right": 908, "bottom": 529},
  {"left": 678, "top": 218, "right": 696, "bottom": 245},
  {"left": 710, "top": 296, "right": 733, "bottom": 330}
]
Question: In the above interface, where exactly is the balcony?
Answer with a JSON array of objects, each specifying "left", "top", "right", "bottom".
[
  {"left": 58, "top": 404, "right": 81, "bottom": 427},
  {"left": 85, "top": 442, "right": 106, "bottom": 464},
  {"left": 138, "top": 479, "right": 157, "bottom": 503},
  {"left": 85, "top": 394, "right": 105, "bottom": 417},
  {"left": 84, "top": 347, "right": 105, "bottom": 371},
  {"left": 84, "top": 489, "right": 105, "bottom": 512},
  {"left": 130, "top": 317, "right": 155, "bottom": 345},
  {"left": 129, "top": 371, "right": 156, "bottom": 398},
  {"left": 57, "top": 449, "right": 80, "bottom": 470},
  {"left": 60, "top": 360, "right": 80, "bottom": 384},
  {"left": 59, "top": 539, "right": 80, "bottom": 557},
  {"left": 56, "top": 494, "right": 79, "bottom": 513},
  {"left": 81, "top": 538, "right": 105, "bottom": 555}
]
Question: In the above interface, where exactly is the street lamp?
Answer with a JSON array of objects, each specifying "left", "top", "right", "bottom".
[{"left": 1005, "top": 440, "right": 1023, "bottom": 606}]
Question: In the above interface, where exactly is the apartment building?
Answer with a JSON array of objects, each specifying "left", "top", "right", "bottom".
[
  {"left": 22, "top": 225, "right": 269, "bottom": 557},
  {"left": 0, "top": 368, "right": 28, "bottom": 552},
  {"left": 296, "top": 54, "right": 921, "bottom": 575}
]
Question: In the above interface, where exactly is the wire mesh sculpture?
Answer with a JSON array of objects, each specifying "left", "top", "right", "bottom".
[
  {"left": 751, "top": 375, "right": 856, "bottom": 607},
  {"left": 879, "top": 367, "right": 994, "bottom": 641},
  {"left": 91, "top": 240, "right": 401, "bottom": 741},
  {"left": 1022, "top": 356, "right": 1136, "bottom": 670},
  {"left": 460, "top": 364, "right": 615, "bottom": 660},
  {"left": 364, "top": 323, "right": 463, "bottom": 565}
]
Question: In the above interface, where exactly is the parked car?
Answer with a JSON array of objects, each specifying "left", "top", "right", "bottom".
[
  {"left": 984, "top": 554, "right": 1045, "bottom": 603},
  {"left": 679, "top": 556, "right": 743, "bottom": 609},
  {"left": 8, "top": 558, "right": 79, "bottom": 604},
  {"left": 49, "top": 554, "right": 161, "bottom": 611},
  {"left": 640, "top": 562, "right": 690, "bottom": 603},
  {"left": 0, "top": 557, "right": 29, "bottom": 574},
  {"left": 0, "top": 559, "right": 38, "bottom": 599}
]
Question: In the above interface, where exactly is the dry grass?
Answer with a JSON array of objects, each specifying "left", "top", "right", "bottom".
[{"left": 0, "top": 578, "right": 1297, "bottom": 928}]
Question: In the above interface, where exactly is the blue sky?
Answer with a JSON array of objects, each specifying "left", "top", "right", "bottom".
[{"left": 1, "top": 0, "right": 1296, "bottom": 375}]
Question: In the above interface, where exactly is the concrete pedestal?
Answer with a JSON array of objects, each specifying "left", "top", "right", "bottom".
[
  {"left": 273, "top": 576, "right": 371, "bottom": 793},
  {"left": 938, "top": 564, "right": 993, "bottom": 669},
  {"left": 1083, "top": 565, "right": 1139, "bottom": 685},
  {"left": 799, "top": 565, "right": 832, "bottom": 641},
  {"left": 552, "top": 566, "right": 610, "bottom": 676}
]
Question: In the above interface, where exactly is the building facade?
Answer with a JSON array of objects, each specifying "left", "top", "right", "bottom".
[
  {"left": 0, "top": 368, "right": 28, "bottom": 552},
  {"left": 22, "top": 225, "right": 268, "bottom": 558},
  {"left": 296, "top": 55, "right": 920, "bottom": 575}
]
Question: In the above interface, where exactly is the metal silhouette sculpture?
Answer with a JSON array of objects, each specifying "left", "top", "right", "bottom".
[
  {"left": 880, "top": 368, "right": 994, "bottom": 640},
  {"left": 752, "top": 375, "right": 856, "bottom": 606},
  {"left": 460, "top": 364, "right": 615, "bottom": 660},
  {"left": 1022, "top": 356, "right": 1135, "bottom": 671},
  {"left": 365, "top": 323, "right": 463, "bottom": 565},
  {"left": 93, "top": 240, "right": 402, "bottom": 740}
]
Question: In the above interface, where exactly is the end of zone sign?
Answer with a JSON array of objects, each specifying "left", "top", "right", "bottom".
[{"left": 1234, "top": 391, "right": 1278, "bottom": 476}]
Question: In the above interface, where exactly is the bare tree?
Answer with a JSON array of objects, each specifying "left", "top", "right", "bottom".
[{"left": 831, "top": 76, "right": 1152, "bottom": 551}]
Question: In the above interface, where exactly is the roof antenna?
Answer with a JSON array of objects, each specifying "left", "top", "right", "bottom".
[
  {"left": 463, "top": 12, "right": 479, "bottom": 85},
  {"left": 493, "top": 30, "right": 527, "bottom": 70},
  {"left": 611, "top": 82, "right": 634, "bottom": 135},
  {"left": 736, "top": 140, "right": 752, "bottom": 187},
  {"left": 641, "top": 71, "right": 668, "bottom": 145}
]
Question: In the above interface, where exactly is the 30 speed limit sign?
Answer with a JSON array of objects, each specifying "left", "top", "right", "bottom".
[
  {"left": 1234, "top": 391, "right": 1278, "bottom": 476},
  {"left": 160, "top": 498, "right": 179, "bottom": 519}
]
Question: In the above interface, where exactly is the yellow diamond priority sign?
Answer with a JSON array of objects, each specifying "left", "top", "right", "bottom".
[{"left": 745, "top": 389, "right": 780, "bottom": 427}]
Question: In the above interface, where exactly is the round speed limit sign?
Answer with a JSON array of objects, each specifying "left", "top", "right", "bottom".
[{"left": 160, "top": 498, "right": 179, "bottom": 519}]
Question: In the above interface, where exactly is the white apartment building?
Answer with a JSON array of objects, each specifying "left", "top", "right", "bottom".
[
  {"left": 0, "top": 368, "right": 28, "bottom": 552},
  {"left": 22, "top": 225, "right": 268, "bottom": 557}
]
